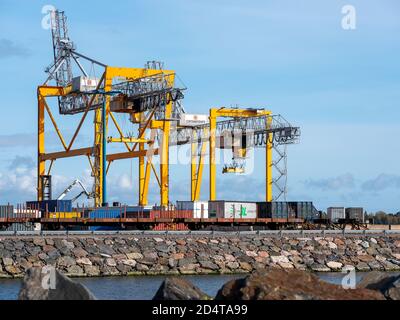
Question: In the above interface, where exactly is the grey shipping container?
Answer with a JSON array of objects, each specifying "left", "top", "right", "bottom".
[
  {"left": 3, "top": 223, "right": 36, "bottom": 231},
  {"left": 257, "top": 202, "right": 291, "bottom": 219},
  {"left": 327, "top": 207, "right": 345, "bottom": 223},
  {"left": 208, "top": 201, "right": 257, "bottom": 219},
  {"left": 0, "top": 205, "right": 14, "bottom": 218},
  {"left": 296, "top": 202, "right": 316, "bottom": 221},
  {"left": 345, "top": 207, "right": 364, "bottom": 222}
]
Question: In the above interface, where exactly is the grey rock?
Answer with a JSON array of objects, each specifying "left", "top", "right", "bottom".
[
  {"left": 2, "top": 257, "right": 13, "bottom": 266},
  {"left": 71, "top": 247, "right": 88, "bottom": 258},
  {"left": 199, "top": 260, "right": 219, "bottom": 271},
  {"left": 18, "top": 267, "right": 96, "bottom": 300},
  {"left": 136, "top": 263, "right": 149, "bottom": 271},
  {"left": 178, "top": 258, "right": 197, "bottom": 267},
  {"left": 153, "top": 277, "right": 210, "bottom": 300},
  {"left": 84, "top": 265, "right": 100, "bottom": 276},
  {"left": 97, "top": 245, "right": 115, "bottom": 256},
  {"left": 66, "top": 265, "right": 84, "bottom": 276},
  {"left": 358, "top": 271, "right": 400, "bottom": 300},
  {"left": 57, "top": 256, "right": 76, "bottom": 268},
  {"left": 356, "top": 262, "right": 371, "bottom": 271}
]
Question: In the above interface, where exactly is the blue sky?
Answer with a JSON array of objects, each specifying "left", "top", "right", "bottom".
[{"left": 0, "top": 0, "right": 399, "bottom": 212}]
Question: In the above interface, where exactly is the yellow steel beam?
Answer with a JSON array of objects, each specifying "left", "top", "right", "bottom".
[
  {"left": 109, "top": 112, "right": 131, "bottom": 152},
  {"left": 106, "top": 160, "right": 112, "bottom": 175},
  {"left": 266, "top": 116, "right": 273, "bottom": 202},
  {"left": 37, "top": 95, "right": 45, "bottom": 201},
  {"left": 209, "top": 114, "right": 217, "bottom": 201},
  {"left": 46, "top": 160, "right": 54, "bottom": 176},
  {"left": 151, "top": 163, "right": 161, "bottom": 189},
  {"left": 94, "top": 106, "right": 103, "bottom": 207},
  {"left": 40, "top": 147, "right": 94, "bottom": 161},
  {"left": 37, "top": 86, "right": 65, "bottom": 97},
  {"left": 138, "top": 112, "right": 145, "bottom": 205},
  {"left": 87, "top": 155, "right": 95, "bottom": 177},
  {"left": 43, "top": 99, "right": 68, "bottom": 151},
  {"left": 150, "top": 120, "right": 165, "bottom": 129},
  {"left": 160, "top": 101, "right": 173, "bottom": 207},
  {"left": 194, "top": 132, "right": 208, "bottom": 201},
  {"left": 142, "top": 161, "right": 152, "bottom": 206},
  {"left": 191, "top": 131, "right": 197, "bottom": 201},
  {"left": 105, "top": 67, "right": 174, "bottom": 82},
  {"left": 211, "top": 108, "right": 272, "bottom": 118},
  {"left": 141, "top": 129, "right": 157, "bottom": 205},
  {"left": 132, "top": 108, "right": 157, "bottom": 152},
  {"left": 106, "top": 148, "right": 159, "bottom": 162}
]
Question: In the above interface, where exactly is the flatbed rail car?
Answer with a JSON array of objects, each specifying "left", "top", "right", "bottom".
[
  {"left": 0, "top": 214, "right": 305, "bottom": 231},
  {"left": 1, "top": 203, "right": 358, "bottom": 230},
  {"left": 38, "top": 217, "right": 305, "bottom": 230}
]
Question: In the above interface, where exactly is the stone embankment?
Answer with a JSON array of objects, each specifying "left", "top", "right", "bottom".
[{"left": 1, "top": 235, "right": 400, "bottom": 278}]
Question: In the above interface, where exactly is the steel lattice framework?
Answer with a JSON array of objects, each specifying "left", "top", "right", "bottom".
[{"left": 37, "top": 10, "right": 301, "bottom": 207}]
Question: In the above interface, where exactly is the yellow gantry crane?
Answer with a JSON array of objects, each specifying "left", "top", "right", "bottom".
[{"left": 37, "top": 10, "right": 300, "bottom": 208}]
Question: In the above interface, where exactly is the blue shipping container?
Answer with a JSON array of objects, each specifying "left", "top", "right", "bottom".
[
  {"left": 89, "top": 207, "right": 122, "bottom": 219},
  {"left": 26, "top": 200, "right": 72, "bottom": 213}
]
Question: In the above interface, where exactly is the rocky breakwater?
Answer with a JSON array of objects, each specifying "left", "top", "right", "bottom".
[{"left": 1, "top": 235, "right": 400, "bottom": 278}]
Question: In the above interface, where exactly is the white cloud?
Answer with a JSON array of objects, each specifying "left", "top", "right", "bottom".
[
  {"left": 0, "top": 38, "right": 30, "bottom": 59},
  {"left": 362, "top": 174, "right": 400, "bottom": 192},
  {"left": 302, "top": 173, "right": 355, "bottom": 191}
]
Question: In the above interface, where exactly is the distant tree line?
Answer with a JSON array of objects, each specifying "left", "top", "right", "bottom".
[{"left": 366, "top": 211, "right": 400, "bottom": 225}]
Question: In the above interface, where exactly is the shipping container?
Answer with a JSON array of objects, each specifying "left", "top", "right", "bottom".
[
  {"left": 3, "top": 223, "right": 36, "bottom": 231},
  {"left": 176, "top": 201, "right": 208, "bottom": 218},
  {"left": 327, "top": 207, "right": 345, "bottom": 223},
  {"left": 125, "top": 206, "right": 151, "bottom": 219},
  {"left": 47, "top": 212, "right": 81, "bottom": 219},
  {"left": 257, "top": 201, "right": 317, "bottom": 220},
  {"left": 257, "top": 202, "right": 289, "bottom": 219},
  {"left": 150, "top": 210, "right": 193, "bottom": 219},
  {"left": 345, "top": 207, "right": 364, "bottom": 222},
  {"left": 208, "top": 201, "right": 257, "bottom": 219},
  {"left": 0, "top": 205, "right": 13, "bottom": 218},
  {"left": 1, "top": 205, "right": 40, "bottom": 219},
  {"left": 88, "top": 207, "right": 122, "bottom": 219},
  {"left": 26, "top": 200, "right": 72, "bottom": 213},
  {"left": 294, "top": 202, "right": 317, "bottom": 221}
]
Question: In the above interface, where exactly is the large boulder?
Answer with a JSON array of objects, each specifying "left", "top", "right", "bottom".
[
  {"left": 153, "top": 277, "right": 211, "bottom": 300},
  {"left": 358, "top": 271, "right": 400, "bottom": 300},
  {"left": 19, "top": 267, "right": 96, "bottom": 300},
  {"left": 215, "top": 269, "right": 385, "bottom": 300}
]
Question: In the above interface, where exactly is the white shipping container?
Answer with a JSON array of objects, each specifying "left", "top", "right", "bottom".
[
  {"left": 327, "top": 207, "right": 345, "bottom": 223},
  {"left": 14, "top": 209, "right": 41, "bottom": 218},
  {"left": 179, "top": 114, "right": 209, "bottom": 127},
  {"left": 208, "top": 201, "right": 257, "bottom": 219},
  {"left": 72, "top": 76, "right": 99, "bottom": 93},
  {"left": 176, "top": 201, "right": 208, "bottom": 218}
]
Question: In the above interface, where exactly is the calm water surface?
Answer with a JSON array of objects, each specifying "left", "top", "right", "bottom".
[{"left": 1, "top": 272, "right": 398, "bottom": 300}]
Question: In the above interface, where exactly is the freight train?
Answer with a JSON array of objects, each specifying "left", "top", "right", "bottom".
[{"left": 0, "top": 200, "right": 365, "bottom": 231}]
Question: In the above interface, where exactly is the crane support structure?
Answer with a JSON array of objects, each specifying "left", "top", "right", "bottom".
[
  {"left": 208, "top": 108, "right": 273, "bottom": 201},
  {"left": 37, "top": 66, "right": 177, "bottom": 207},
  {"left": 38, "top": 10, "right": 300, "bottom": 208}
]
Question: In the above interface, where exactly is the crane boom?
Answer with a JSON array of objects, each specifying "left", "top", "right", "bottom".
[{"left": 57, "top": 179, "right": 91, "bottom": 201}]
